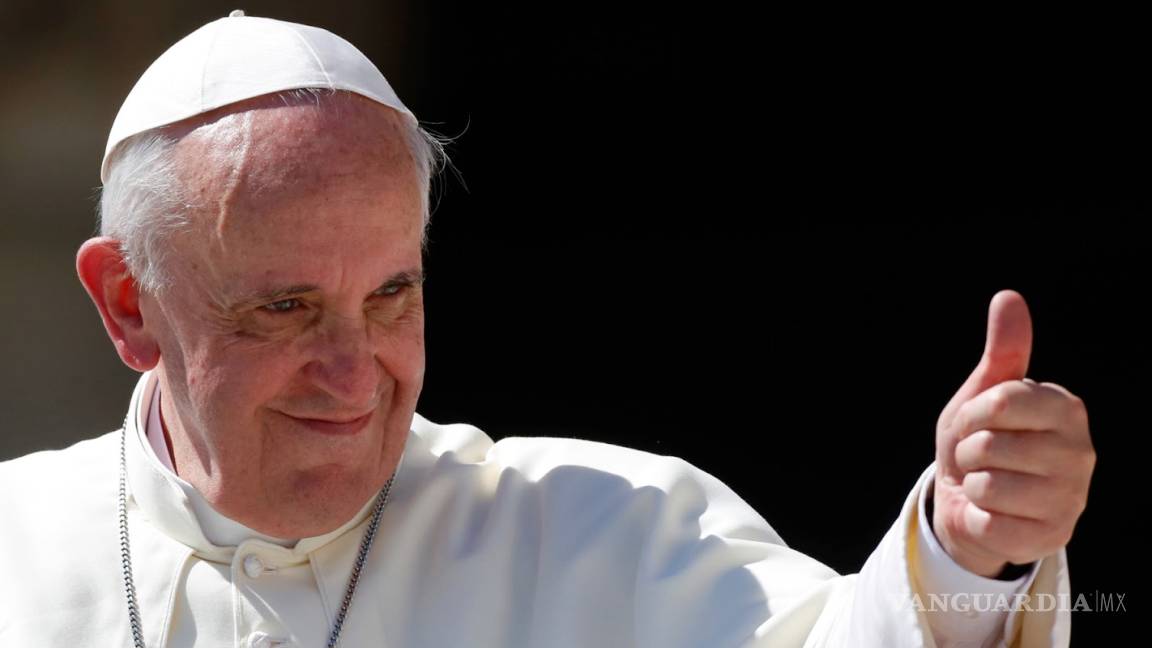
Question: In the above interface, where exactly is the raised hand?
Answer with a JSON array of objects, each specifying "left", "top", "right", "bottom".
[{"left": 932, "top": 290, "right": 1095, "bottom": 578}]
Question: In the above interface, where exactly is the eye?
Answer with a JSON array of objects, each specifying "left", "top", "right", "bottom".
[
  {"left": 262, "top": 298, "right": 302, "bottom": 313},
  {"left": 374, "top": 283, "right": 405, "bottom": 297}
]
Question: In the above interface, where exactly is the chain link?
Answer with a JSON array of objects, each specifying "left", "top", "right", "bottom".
[
  {"left": 119, "top": 426, "right": 147, "bottom": 648},
  {"left": 119, "top": 425, "right": 394, "bottom": 647}
]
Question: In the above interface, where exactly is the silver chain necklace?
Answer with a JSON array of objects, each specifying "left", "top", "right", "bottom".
[{"left": 118, "top": 426, "right": 394, "bottom": 648}]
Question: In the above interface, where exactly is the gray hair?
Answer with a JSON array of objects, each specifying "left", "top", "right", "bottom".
[{"left": 97, "top": 88, "right": 452, "bottom": 294}]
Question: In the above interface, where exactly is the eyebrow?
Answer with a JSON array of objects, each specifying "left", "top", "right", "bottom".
[{"left": 225, "top": 268, "right": 426, "bottom": 311}]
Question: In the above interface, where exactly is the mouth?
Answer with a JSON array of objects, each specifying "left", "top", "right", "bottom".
[{"left": 281, "top": 410, "right": 375, "bottom": 436}]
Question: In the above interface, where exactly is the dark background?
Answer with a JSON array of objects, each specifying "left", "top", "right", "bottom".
[{"left": 1, "top": 1, "right": 1143, "bottom": 643}]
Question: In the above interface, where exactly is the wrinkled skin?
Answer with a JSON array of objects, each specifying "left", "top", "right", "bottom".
[
  {"left": 78, "top": 93, "right": 426, "bottom": 538},
  {"left": 933, "top": 290, "right": 1095, "bottom": 577}
]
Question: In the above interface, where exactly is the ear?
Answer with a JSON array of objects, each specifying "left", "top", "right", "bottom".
[{"left": 76, "top": 237, "right": 160, "bottom": 371}]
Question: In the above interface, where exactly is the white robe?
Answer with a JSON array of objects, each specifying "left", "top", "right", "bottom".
[{"left": 0, "top": 371, "right": 1071, "bottom": 647}]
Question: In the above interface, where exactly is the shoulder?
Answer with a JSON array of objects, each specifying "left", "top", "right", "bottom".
[
  {"left": 0, "top": 432, "right": 124, "bottom": 623},
  {"left": 0, "top": 430, "right": 121, "bottom": 548},
  {"left": 0, "top": 430, "right": 121, "bottom": 497},
  {"left": 409, "top": 413, "right": 782, "bottom": 544},
  {"left": 413, "top": 412, "right": 708, "bottom": 484}
]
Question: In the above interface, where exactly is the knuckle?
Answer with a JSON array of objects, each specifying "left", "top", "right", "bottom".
[
  {"left": 962, "top": 471, "right": 994, "bottom": 504},
  {"left": 962, "top": 506, "right": 991, "bottom": 539},
  {"left": 1066, "top": 394, "right": 1089, "bottom": 425},
  {"left": 972, "top": 430, "right": 996, "bottom": 459},
  {"left": 954, "top": 399, "right": 978, "bottom": 432},
  {"left": 1040, "top": 381, "right": 1073, "bottom": 398},
  {"left": 1064, "top": 441, "right": 1097, "bottom": 478},
  {"left": 988, "top": 387, "right": 1012, "bottom": 417},
  {"left": 1049, "top": 478, "right": 1082, "bottom": 516},
  {"left": 1054, "top": 491, "right": 1085, "bottom": 522},
  {"left": 957, "top": 431, "right": 994, "bottom": 470}
]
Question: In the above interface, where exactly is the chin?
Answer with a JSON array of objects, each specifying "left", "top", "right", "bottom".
[{"left": 268, "top": 463, "right": 391, "bottom": 536}]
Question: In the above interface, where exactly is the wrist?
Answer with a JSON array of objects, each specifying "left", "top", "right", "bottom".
[{"left": 927, "top": 484, "right": 1010, "bottom": 579}]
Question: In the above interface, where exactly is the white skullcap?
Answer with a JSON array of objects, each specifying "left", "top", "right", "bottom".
[{"left": 101, "top": 10, "right": 417, "bottom": 183}]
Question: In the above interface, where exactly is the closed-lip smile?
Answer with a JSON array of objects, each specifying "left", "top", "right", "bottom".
[{"left": 282, "top": 410, "right": 374, "bottom": 436}]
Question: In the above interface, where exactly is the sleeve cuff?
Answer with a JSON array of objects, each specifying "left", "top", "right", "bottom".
[{"left": 913, "top": 464, "right": 1040, "bottom": 644}]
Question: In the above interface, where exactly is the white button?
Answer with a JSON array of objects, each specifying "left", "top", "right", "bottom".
[
  {"left": 243, "top": 554, "right": 265, "bottom": 578},
  {"left": 229, "top": 9, "right": 246, "bottom": 18}
]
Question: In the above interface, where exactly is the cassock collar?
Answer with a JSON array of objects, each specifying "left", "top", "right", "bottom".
[
  {"left": 143, "top": 378, "right": 298, "bottom": 548},
  {"left": 124, "top": 370, "right": 408, "bottom": 565}
]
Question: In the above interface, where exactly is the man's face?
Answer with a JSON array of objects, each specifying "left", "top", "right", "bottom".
[{"left": 138, "top": 95, "right": 425, "bottom": 537}]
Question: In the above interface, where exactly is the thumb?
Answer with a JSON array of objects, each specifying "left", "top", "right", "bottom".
[{"left": 938, "top": 289, "right": 1034, "bottom": 431}]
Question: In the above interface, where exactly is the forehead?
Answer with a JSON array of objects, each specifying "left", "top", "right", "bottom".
[
  {"left": 166, "top": 94, "right": 423, "bottom": 290},
  {"left": 174, "top": 93, "right": 417, "bottom": 213}
]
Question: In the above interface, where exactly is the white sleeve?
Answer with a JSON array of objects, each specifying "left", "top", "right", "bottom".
[
  {"left": 657, "top": 461, "right": 1073, "bottom": 647},
  {"left": 479, "top": 435, "right": 1071, "bottom": 647},
  {"left": 913, "top": 465, "right": 1039, "bottom": 647}
]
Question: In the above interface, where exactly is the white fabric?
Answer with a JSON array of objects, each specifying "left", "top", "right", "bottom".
[
  {"left": 145, "top": 375, "right": 1040, "bottom": 644},
  {"left": 915, "top": 472, "right": 1040, "bottom": 646},
  {"left": 0, "top": 370, "right": 1073, "bottom": 646},
  {"left": 101, "top": 12, "right": 417, "bottom": 182},
  {"left": 146, "top": 385, "right": 175, "bottom": 474}
]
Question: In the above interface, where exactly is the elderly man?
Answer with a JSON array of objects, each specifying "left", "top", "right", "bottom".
[{"left": 0, "top": 11, "right": 1094, "bottom": 648}]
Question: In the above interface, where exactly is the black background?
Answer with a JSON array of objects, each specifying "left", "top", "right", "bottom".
[{"left": 1, "top": 1, "right": 1144, "bottom": 643}]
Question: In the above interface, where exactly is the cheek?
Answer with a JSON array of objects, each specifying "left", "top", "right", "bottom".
[
  {"left": 387, "top": 338, "right": 425, "bottom": 388},
  {"left": 192, "top": 344, "right": 303, "bottom": 421},
  {"left": 374, "top": 307, "right": 426, "bottom": 388}
]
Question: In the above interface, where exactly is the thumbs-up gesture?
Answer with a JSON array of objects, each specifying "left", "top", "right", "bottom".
[{"left": 933, "top": 290, "right": 1095, "bottom": 578}]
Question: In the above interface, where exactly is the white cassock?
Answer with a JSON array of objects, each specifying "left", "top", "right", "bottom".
[{"left": 0, "top": 371, "right": 1071, "bottom": 647}]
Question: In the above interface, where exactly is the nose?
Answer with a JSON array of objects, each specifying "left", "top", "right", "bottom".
[{"left": 305, "top": 313, "right": 382, "bottom": 409}]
